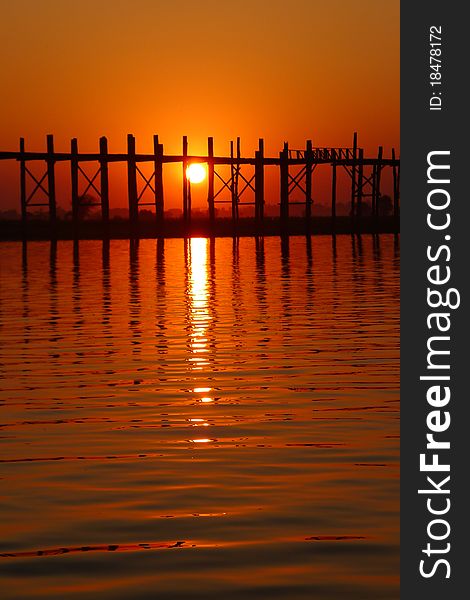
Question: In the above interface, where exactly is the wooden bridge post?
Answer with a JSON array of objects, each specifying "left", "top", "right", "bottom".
[
  {"left": 99, "top": 136, "right": 109, "bottom": 224},
  {"left": 392, "top": 148, "right": 400, "bottom": 217},
  {"left": 375, "top": 146, "right": 383, "bottom": 218},
  {"left": 230, "top": 140, "right": 238, "bottom": 221},
  {"left": 154, "top": 135, "right": 164, "bottom": 224},
  {"left": 371, "top": 164, "right": 377, "bottom": 218},
  {"left": 331, "top": 149, "right": 337, "bottom": 226},
  {"left": 305, "top": 140, "right": 313, "bottom": 222},
  {"left": 182, "top": 136, "right": 189, "bottom": 222},
  {"left": 19, "top": 138, "right": 27, "bottom": 224},
  {"left": 71, "top": 138, "right": 79, "bottom": 226},
  {"left": 127, "top": 134, "right": 138, "bottom": 225},
  {"left": 350, "top": 131, "right": 357, "bottom": 218},
  {"left": 230, "top": 140, "right": 235, "bottom": 220},
  {"left": 255, "top": 138, "right": 265, "bottom": 222},
  {"left": 356, "top": 148, "right": 364, "bottom": 219},
  {"left": 280, "top": 142, "right": 289, "bottom": 224},
  {"left": 207, "top": 137, "right": 215, "bottom": 223},
  {"left": 46, "top": 134, "right": 56, "bottom": 225},
  {"left": 235, "top": 137, "right": 241, "bottom": 220}
]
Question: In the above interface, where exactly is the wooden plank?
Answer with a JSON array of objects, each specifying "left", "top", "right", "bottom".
[{"left": 0, "top": 151, "right": 401, "bottom": 167}]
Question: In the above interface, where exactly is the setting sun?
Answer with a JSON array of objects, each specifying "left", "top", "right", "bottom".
[{"left": 186, "top": 163, "right": 206, "bottom": 184}]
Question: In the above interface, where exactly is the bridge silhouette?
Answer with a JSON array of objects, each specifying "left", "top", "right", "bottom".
[{"left": 0, "top": 132, "right": 400, "bottom": 237}]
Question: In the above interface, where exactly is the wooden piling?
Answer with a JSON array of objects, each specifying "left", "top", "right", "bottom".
[
  {"left": 19, "top": 138, "right": 26, "bottom": 224},
  {"left": 371, "top": 164, "right": 377, "bottom": 217},
  {"left": 350, "top": 131, "right": 357, "bottom": 217},
  {"left": 182, "top": 136, "right": 189, "bottom": 222},
  {"left": 207, "top": 137, "right": 215, "bottom": 222},
  {"left": 255, "top": 138, "right": 264, "bottom": 222},
  {"left": 230, "top": 140, "right": 237, "bottom": 221},
  {"left": 99, "top": 136, "right": 109, "bottom": 224},
  {"left": 46, "top": 134, "right": 56, "bottom": 224},
  {"left": 375, "top": 146, "right": 383, "bottom": 218},
  {"left": 127, "top": 134, "right": 138, "bottom": 225},
  {"left": 305, "top": 140, "right": 312, "bottom": 221},
  {"left": 154, "top": 135, "right": 164, "bottom": 224},
  {"left": 70, "top": 138, "right": 79, "bottom": 225},
  {"left": 331, "top": 149, "right": 337, "bottom": 224},
  {"left": 235, "top": 137, "right": 241, "bottom": 219},
  {"left": 392, "top": 147, "right": 399, "bottom": 217},
  {"left": 280, "top": 142, "right": 289, "bottom": 223},
  {"left": 356, "top": 148, "right": 364, "bottom": 219}
]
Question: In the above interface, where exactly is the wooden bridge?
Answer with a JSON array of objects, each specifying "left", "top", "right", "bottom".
[{"left": 0, "top": 132, "right": 400, "bottom": 231}]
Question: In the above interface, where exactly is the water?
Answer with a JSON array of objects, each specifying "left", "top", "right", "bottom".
[{"left": 0, "top": 236, "right": 399, "bottom": 599}]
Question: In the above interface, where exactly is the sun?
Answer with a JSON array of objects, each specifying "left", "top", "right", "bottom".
[{"left": 186, "top": 163, "right": 206, "bottom": 184}]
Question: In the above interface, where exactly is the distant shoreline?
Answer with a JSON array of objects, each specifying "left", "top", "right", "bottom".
[{"left": 0, "top": 216, "right": 399, "bottom": 241}]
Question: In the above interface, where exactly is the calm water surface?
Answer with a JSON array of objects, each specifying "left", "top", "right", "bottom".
[{"left": 0, "top": 236, "right": 399, "bottom": 599}]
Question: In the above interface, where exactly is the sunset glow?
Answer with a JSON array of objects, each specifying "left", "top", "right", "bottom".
[
  {"left": 186, "top": 163, "right": 207, "bottom": 184},
  {"left": 0, "top": 1, "right": 399, "bottom": 211}
]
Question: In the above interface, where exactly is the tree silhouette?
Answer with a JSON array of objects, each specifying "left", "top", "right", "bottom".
[{"left": 77, "top": 193, "right": 98, "bottom": 220}]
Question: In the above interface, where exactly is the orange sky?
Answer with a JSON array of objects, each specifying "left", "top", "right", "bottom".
[{"left": 0, "top": 0, "right": 399, "bottom": 211}]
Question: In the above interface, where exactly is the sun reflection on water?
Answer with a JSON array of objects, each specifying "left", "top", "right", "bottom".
[
  {"left": 186, "top": 240, "right": 216, "bottom": 427},
  {"left": 0, "top": 237, "right": 400, "bottom": 597},
  {"left": 187, "top": 238, "right": 211, "bottom": 371}
]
